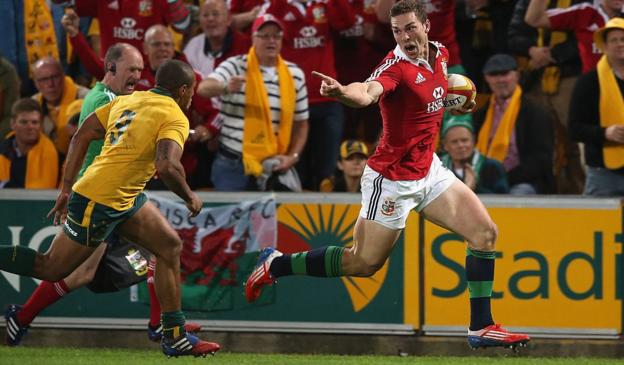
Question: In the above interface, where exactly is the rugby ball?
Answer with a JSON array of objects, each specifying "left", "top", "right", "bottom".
[{"left": 444, "top": 74, "right": 476, "bottom": 111}]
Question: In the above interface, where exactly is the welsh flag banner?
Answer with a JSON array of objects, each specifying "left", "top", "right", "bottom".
[{"left": 140, "top": 194, "right": 277, "bottom": 312}]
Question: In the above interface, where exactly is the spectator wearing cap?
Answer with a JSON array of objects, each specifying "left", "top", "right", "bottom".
[
  {"left": 197, "top": 14, "right": 309, "bottom": 191},
  {"left": 183, "top": 0, "right": 251, "bottom": 80},
  {"left": 264, "top": 0, "right": 356, "bottom": 191},
  {"left": 568, "top": 17, "right": 624, "bottom": 196},
  {"left": 473, "top": 53, "right": 555, "bottom": 194},
  {"left": 320, "top": 140, "right": 369, "bottom": 193},
  {"left": 440, "top": 117, "right": 509, "bottom": 194},
  {"left": 0, "top": 98, "right": 60, "bottom": 189}
]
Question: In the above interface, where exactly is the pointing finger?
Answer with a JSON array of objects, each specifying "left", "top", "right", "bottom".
[{"left": 312, "top": 71, "right": 333, "bottom": 83}]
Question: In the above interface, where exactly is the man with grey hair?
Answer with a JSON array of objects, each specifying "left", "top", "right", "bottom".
[
  {"left": 31, "top": 57, "right": 89, "bottom": 155},
  {"left": 183, "top": 0, "right": 250, "bottom": 79},
  {"left": 197, "top": 14, "right": 309, "bottom": 191}
]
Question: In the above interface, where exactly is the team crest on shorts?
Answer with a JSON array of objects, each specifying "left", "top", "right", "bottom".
[
  {"left": 126, "top": 249, "right": 148, "bottom": 276},
  {"left": 381, "top": 198, "right": 396, "bottom": 216}
]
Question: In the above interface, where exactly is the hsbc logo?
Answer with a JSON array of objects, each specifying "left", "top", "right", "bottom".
[
  {"left": 427, "top": 86, "right": 445, "bottom": 113},
  {"left": 299, "top": 26, "right": 317, "bottom": 37},
  {"left": 120, "top": 17, "right": 136, "bottom": 28},
  {"left": 294, "top": 26, "right": 323, "bottom": 49},
  {"left": 432, "top": 87, "right": 444, "bottom": 99},
  {"left": 114, "top": 17, "right": 144, "bottom": 40},
  {"left": 426, "top": 99, "right": 443, "bottom": 113}
]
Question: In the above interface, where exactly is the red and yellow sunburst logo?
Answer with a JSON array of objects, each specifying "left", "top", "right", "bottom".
[{"left": 277, "top": 203, "right": 388, "bottom": 312}]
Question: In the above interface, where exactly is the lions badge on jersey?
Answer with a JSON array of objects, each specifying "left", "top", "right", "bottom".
[
  {"left": 312, "top": 5, "right": 327, "bottom": 24},
  {"left": 138, "top": 0, "right": 153, "bottom": 16},
  {"left": 441, "top": 57, "right": 448, "bottom": 80}
]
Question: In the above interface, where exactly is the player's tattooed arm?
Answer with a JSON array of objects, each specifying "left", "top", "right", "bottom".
[
  {"left": 155, "top": 139, "right": 201, "bottom": 216},
  {"left": 156, "top": 140, "right": 170, "bottom": 161}
]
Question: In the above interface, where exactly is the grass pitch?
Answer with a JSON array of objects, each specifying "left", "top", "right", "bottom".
[{"left": 0, "top": 347, "right": 619, "bottom": 365}]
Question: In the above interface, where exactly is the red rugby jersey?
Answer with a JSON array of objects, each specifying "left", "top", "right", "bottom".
[
  {"left": 365, "top": 43, "right": 449, "bottom": 181},
  {"left": 265, "top": 0, "right": 356, "bottom": 104},
  {"left": 547, "top": 3, "right": 611, "bottom": 72},
  {"left": 75, "top": 0, "right": 173, "bottom": 56}
]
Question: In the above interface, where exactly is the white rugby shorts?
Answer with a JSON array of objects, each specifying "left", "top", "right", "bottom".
[{"left": 359, "top": 153, "right": 457, "bottom": 230}]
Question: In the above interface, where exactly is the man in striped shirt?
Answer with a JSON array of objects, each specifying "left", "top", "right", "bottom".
[{"left": 197, "top": 14, "right": 309, "bottom": 191}]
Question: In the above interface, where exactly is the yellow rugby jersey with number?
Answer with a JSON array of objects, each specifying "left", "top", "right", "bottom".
[{"left": 73, "top": 89, "right": 189, "bottom": 211}]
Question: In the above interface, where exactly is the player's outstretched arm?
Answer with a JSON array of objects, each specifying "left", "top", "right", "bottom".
[
  {"left": 312, "top": 71, "right": 383, "bottom": 108},
  {"left": 48, "top": 112, "right": 106, "bottom": 224},
  {"left": 155, "top": 139, "right": 202, "bottom": 217},
  {"left": 197, "top": 76, "right": 245, "bottom": 98}
]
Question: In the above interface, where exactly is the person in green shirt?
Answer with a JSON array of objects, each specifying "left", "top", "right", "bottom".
[
  {"left": 77, "top": 43, "right": 143, "bottom": 177},
  {"left": 5, "top": 43, "right": 199, "bottom": 347},
  {"left": 440, "top": 116, "right": 509, "bottom": 194}
]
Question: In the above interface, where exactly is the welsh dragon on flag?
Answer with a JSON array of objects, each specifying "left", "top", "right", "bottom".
[{"left": 140, "top": 194, "right": 277, "bottom": 311}]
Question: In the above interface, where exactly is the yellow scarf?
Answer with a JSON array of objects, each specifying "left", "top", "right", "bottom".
[
  {"left": 538, "top": 0, "right": 571, "bottom": 94},
  {"left": 597, "top": 55, "right": 624, "bottom": 169},
  {"left": 242, "top": 47, "right": 295, "bottom": 177},
  {"left": 0, "top": 132, "right": 58, "bottom": 188},
  {"left": 36, "top": 76, "right": 78, "bottom": 155},
  {"left": 24, "top": 0, "right": 60, "bottom": 77},
  {"left": 476, "top": 85, "right": 522, "bottom": 162}
]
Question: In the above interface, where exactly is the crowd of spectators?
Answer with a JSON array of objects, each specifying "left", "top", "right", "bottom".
[{"left": 0, "top": 0, "right": 622, "bottom": 196}]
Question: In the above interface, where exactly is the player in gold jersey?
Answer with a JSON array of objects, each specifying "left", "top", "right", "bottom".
[{"left": 0, "top": 60, "right": 220, "bottom": 357}]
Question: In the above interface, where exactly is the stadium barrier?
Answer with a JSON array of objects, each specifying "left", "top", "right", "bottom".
[{"left": 0, "top": 190, "right": 621, "bottom": 339}]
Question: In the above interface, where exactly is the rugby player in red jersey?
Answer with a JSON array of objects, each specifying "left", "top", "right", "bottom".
[{"left": 246, "top": 0, "right": 531, "bottom": 351}]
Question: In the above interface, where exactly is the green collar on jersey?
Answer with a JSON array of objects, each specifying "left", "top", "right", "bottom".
[{"left": 149, "top": 86, "right": 173, "bottom": 98}]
